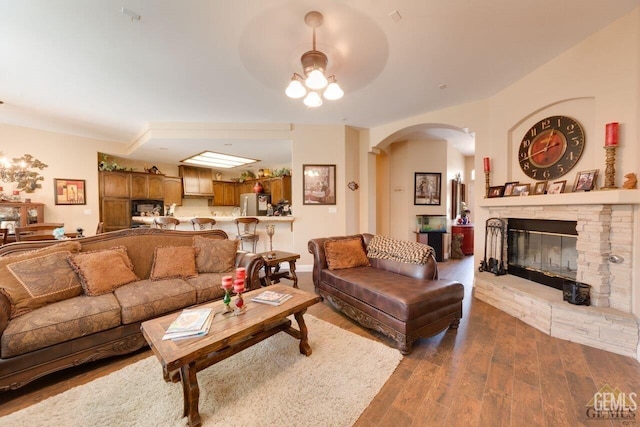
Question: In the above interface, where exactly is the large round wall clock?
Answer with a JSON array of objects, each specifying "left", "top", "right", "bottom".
[{"left": 518, "top": 115, "right": 585, "bottom": 180}]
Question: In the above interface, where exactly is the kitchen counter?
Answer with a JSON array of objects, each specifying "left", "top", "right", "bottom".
[{"left": 131, "top": 215, "right": 295, "bottom": 252}]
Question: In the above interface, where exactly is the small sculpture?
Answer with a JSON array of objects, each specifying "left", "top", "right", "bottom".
[
  {"left": 450, "top": 234, "right": 465, "bottom": 259},
  {"left": 623, "top": 173, "right": 637, "bottom": 189}
]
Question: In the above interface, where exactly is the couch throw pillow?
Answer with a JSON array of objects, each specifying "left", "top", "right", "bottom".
[
  {"left": 69, "top": 246, "right": 138, "bottom": 296},
  {"left": 324, "top": 237, "right": 370, "bottom": 270},
  {"left": 193, "top": 236, "right": 237, "bottom": 273},
  {"left": 150, "top": 246, "right": 199, "bottom": 281},
  {"left": 0, "top": 241, "right": 82, "bottom": 319}
]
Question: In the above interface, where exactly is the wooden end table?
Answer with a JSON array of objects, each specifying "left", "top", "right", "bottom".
[
  {"left": 258, "top": 250, "right": 300, "bottom": 288},
  {"left": 141, "top": 284, "right": 320, "bottom": 427}
]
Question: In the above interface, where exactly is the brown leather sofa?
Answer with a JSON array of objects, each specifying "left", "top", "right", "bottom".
[
  {"left": 308, "top": 233, "right": 464, "bottom": 354},
  {"left": 0, "top": 228, "right": 264, "bottom": 391}
]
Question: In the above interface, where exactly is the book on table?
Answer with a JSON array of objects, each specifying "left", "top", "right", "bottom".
[
  {"left": 162, "top": 307, "right": 214, "bottom": 340},
  {"left": 251, "top": 290, "right": 293, "bottom": 306}
]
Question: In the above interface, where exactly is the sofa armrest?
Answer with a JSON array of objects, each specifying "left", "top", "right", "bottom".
[
  {"left": 235, "top": 251, "right": 264, "bottom": 291},
  {"left": 0, "top": 292, "right": 9, "bottom": 337},
  {"left": 308, "top": 237, "right": 330, "bottom": 288}
]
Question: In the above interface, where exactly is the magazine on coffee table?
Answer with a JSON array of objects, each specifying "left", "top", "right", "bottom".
[
  {"left": 251, "top": 290, "right": 293, "bottom": 306},
  {"left": 162, "top": 307, "right": 214, "bottom": 340}
]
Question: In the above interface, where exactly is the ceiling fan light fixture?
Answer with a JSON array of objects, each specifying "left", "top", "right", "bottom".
[
  {"left": 286, "top": 11, "right": 343, "bottom": 106},
  {"left": 285, "top": 75, "right": 307, "bottom": 98},
  {"left": 303, "top": 91, "right": 323, "bottom": 108},
  {"left": 323, "top": 79, "right": 343, "bottom": 100}
]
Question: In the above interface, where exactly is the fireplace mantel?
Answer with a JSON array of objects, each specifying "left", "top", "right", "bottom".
[{"left": 479, "top": 189, "right": 640, "bottom": 207}]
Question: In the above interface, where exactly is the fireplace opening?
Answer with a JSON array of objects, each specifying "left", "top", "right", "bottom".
[{"left": 507, "top": 219, "right": 578, "bottom": 290}]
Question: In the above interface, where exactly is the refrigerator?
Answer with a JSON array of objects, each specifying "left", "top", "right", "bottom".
[{"left": 240, "top": 193, "right": 271, "bottom": 216}]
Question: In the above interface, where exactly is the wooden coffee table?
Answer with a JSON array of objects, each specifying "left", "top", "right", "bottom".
[
  {"left": 141, "top": 284, "right": 320, "bottom": 427},
  {"left": 258, "top": 250, "right": 300, "bottom": 288}
]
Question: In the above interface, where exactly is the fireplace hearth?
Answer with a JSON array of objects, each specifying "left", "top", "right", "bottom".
[{"left": 507, "top": 218, "right": 578, "bottom": 290}]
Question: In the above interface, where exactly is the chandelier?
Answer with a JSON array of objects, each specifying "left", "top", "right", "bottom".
[{"left": 285, "top": 11, "right": 344, "bottom": 107}]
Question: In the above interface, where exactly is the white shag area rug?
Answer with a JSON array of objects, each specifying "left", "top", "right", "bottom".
[{"left": 1, "top": 315, "right": 402, "bottom": 427}]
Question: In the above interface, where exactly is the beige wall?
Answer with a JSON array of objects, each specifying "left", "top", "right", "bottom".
[
  {"left": 365, "top": 8, "right": 640, "bottom": 315},
  {"left": 0, "top": 124, "right": 128, "bottom": 235}
]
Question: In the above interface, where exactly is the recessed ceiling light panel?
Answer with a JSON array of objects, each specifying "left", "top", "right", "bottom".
[{"left": 181, "top": 151, "right": 259, "bottom": 169}]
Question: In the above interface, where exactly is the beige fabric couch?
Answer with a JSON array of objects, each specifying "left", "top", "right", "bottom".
[{"left": 0, "top": 228, "right": 264, "bottom": 391}]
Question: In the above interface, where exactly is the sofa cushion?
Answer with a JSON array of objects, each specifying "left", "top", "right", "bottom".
[
  {"left": 0, "top": 241, "right": 82, "bottom": 319},
  {"left": 193, "top": 236, "right": 237, "bottom": 273},
  {"left": 186, "top": 273, "right": 229, "bottom": 304},
  {"left": 1, "top": 293, "right": 122, "bottom": 358},
  {"left": 5, "top": 251, "right": 83, "bottom": 318},
  {"left": 113, "top": 278, "right": 196, "bottom": 324},
  {"left": 324, "top": 237, "right": 370, "bottom": 270},
  {"left": 69, "top": 246, "right": 138, "bottom": 296},
  {"left": 320, "top": 266, "right": 464, "bottom": 322},
  {"left": 149, "top": 246, "right": 199, "bottom": 281}
]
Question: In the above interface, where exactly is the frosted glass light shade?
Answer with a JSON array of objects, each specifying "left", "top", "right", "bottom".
[
  {"left": 285, "top": 79, "right": 307, "bottom": 99},
  {"left": 305, "top": 69, "right": 328, "bottom": 90},
  {"left": 323, "top": 82, "right": 344, "bottom": 100},
  {"left": 303, "top": 91, "right": 323, "bottom": 107}
]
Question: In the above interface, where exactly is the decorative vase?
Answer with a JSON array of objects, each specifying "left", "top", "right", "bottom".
[
  {"left": 222, "top": 289, "right": 232, "bottom": 313},
  {"left": 253, "top": 182, "right": 263, "bottom": 193}
]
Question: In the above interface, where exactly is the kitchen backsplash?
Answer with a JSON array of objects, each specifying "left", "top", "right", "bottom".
[{"left": 172, "top": 198, "right": 236, "bottom": 217}]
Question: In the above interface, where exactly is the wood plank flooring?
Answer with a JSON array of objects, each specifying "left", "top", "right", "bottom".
[{"left": 2, "top": 256, "right": 639, "bottom": 426}]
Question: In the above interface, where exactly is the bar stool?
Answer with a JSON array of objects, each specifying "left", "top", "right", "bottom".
[
  {"left": 191, "top": 218, "right": 216, "bottom": 230},
  {"left": 235, "top": 217, "right": 259, "bottom": 252},
  {"left": 0, "top": 228, "right": 8, "bottom": 245},
  {"left": 153, "top": 217, "right": 180, "bottom": 230}
]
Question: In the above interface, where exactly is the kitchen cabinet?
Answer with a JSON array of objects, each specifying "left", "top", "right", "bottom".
[
  {"left": 211, "top": 181, "right": 237, "bottom": 206},
  {"left": 130, "top": 173, "right": 165, "bottom": 199},
  {"left": 0, "top": 202, "right": 45, "bottom": 227},
  {"left": 179, "top": 166, "right": 214, "bottom": 197},
  {"left": 101, "top": 198, "right": 130, "bottom": 232},
  {"left": 100, "top": 171, "right": 130, "bottom": 198},
  {"left": 451, "top": 224, "right": 474, "bottom": 255},
  {"left": 163, "top": 176, "right": 183, "bottom": 206},
  {"left": 268, "top": 175, "right": 291, "bottom": 202}
]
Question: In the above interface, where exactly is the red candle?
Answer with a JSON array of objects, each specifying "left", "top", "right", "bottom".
[
  {"left": 483, "top": 157, "right": 491, "bottom": 173},
  {"left": 235, "top": 267, "right": 246, "bottom": 279},
  {"left": 605, "top": 122, "right": 619, "bottom": 147},
  {"left": 221, "top": 275, "right": 233, "bottom": 290}
]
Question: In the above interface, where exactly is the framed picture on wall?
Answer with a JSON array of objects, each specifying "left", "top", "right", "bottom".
[
  {"left": 414, "top": 172, "right": 441, "bottom": 205},
  {"left": 54, "top": 178, "right": 86, "bottom": 205},
  {"left": 303, "top": 164, "right": 336, "bottom": 205}
]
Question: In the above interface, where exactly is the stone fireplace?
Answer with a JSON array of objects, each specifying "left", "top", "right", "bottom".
[{"left": 475, "top": 192, "right": 639, "bottom": 359}]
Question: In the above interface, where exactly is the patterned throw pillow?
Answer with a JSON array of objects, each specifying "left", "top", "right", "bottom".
[
  {"left": 193, "top": 236, "right": 238, "bottom": 273},
  {"left": 0, "top": 241, "right": 82, "bottom": 319},
  {"left": 69, "top": 246, "right": 138, "bottom": 296},
  {"left": 4, "top": 251, "right": 82, "bottom": 318},
  {"left": 324, "top": 237, "right": 370, "bottom": 270},
  {"left": 150, "top": 246, "right": 199, "bottom": 281}
]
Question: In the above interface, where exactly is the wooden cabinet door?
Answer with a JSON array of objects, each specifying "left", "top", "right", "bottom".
[
  {"left": 197, "top": 169, "right": 213, "bottom": 195},
  {"left": 163, "top": 177, "right": 183, "bottom": 205},
  {"left": 223, "top": 182, "right": 237, "bottom": 206},
  {"left": 148, "top": 175, "right": 165, "bottom": 199},
  {"left": 101, "top": 198, "right": 130, "bottom": 232},
  {"left": 180, "top": 166, "right": 214, "bottom": 196},
  {"left": 130, "top": 174, "right": 148, "bottom": 199},
  {"left": 100, "top": 171, "right": 130, "bottom": 198},
  {"left": 212, "top": 182, "right": 225, "bottom": 205},
  {"left": 268, "top": 176, "right": 291, "bottom": 202}
]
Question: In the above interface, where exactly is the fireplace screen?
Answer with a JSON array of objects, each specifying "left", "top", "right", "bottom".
[{"left": 507, "top": 219, "right": 578, "bottom": 289}]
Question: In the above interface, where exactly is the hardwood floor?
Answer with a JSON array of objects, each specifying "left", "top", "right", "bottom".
[{"left": 2, "top": 256, "right": 639, "bottom": 426}]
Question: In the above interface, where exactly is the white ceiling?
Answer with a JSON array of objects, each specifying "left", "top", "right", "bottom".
[{"left": 1, "top": 0, "right": 638, "bottom": 168}]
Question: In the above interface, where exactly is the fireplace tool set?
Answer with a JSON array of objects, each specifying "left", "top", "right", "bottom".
[{"left": 479, "top": 218, "right": 507, "bottom": 275}]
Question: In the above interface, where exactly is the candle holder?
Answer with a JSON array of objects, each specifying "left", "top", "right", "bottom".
[
  {"left": 221, "top": 288, "right": 233, "bottom": 314},
  {"left": 484, "top": 171, "right": 491, "bottom": 198},
  {"left": 602, "top": 145, "right": 618, "bottom": 190},
  {"left": 234, "top": 291, "right": 245, "bottom": 315}
]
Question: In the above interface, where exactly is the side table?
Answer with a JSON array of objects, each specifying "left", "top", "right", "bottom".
[{"left": 258, "top": 250, "right": 300, "bottom": 288}]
